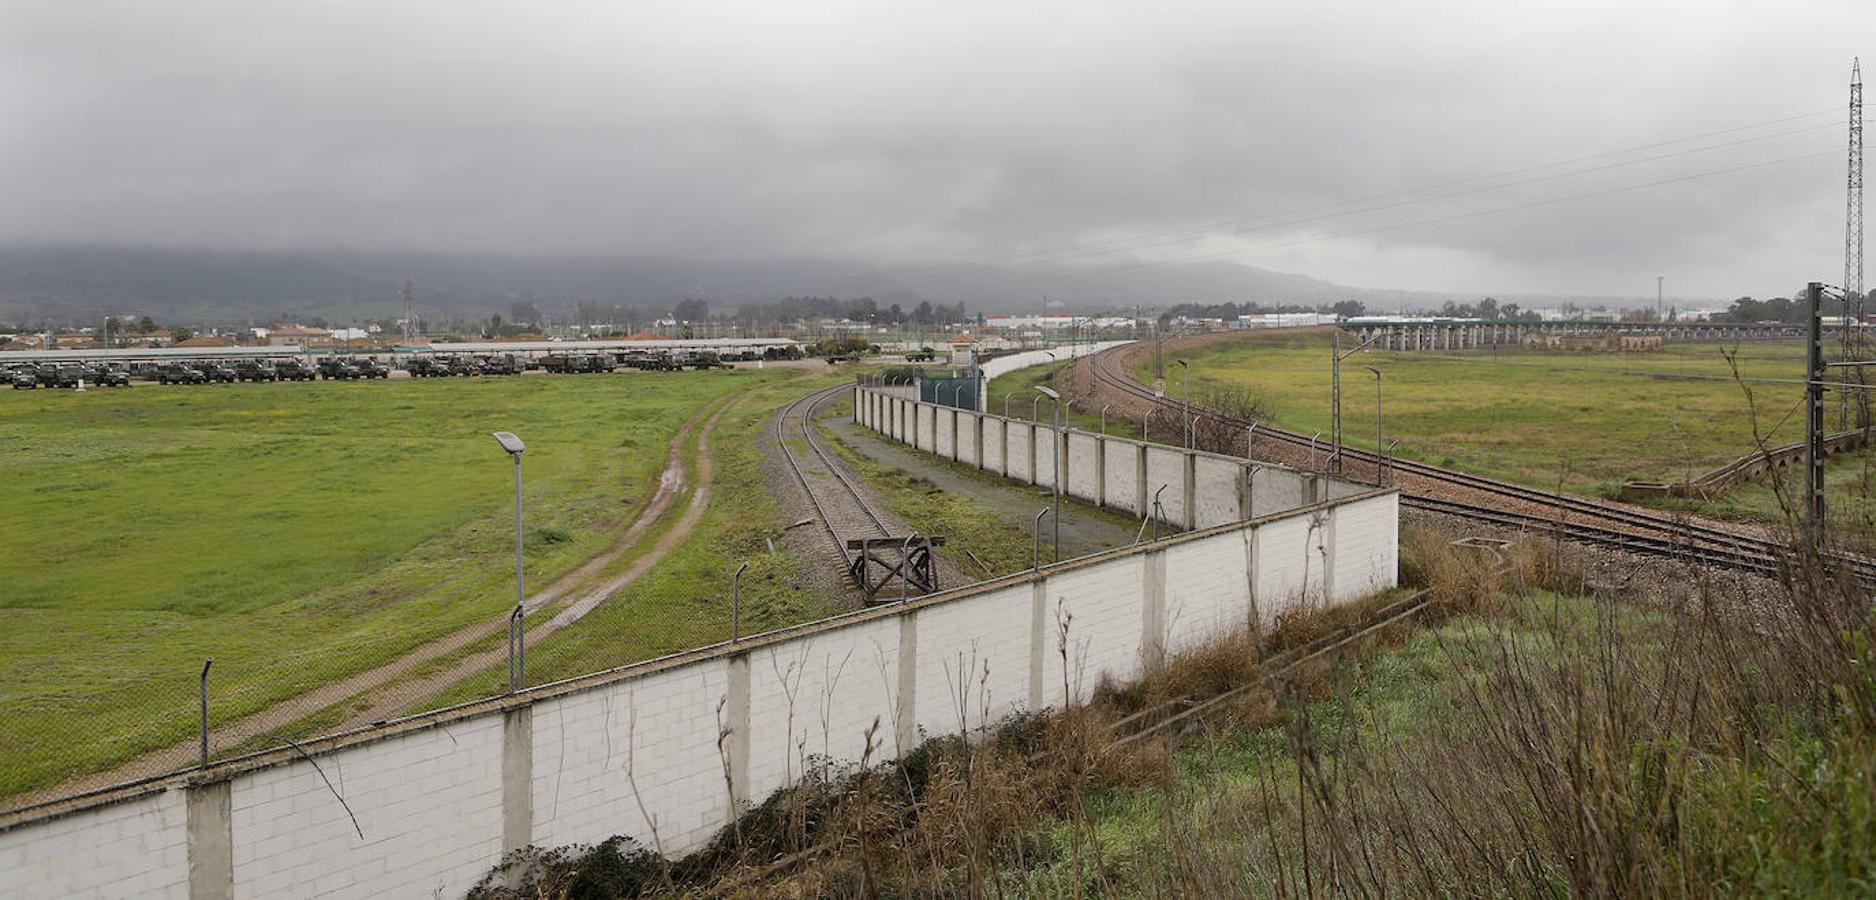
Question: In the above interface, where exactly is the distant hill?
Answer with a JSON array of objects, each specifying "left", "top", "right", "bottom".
[{"left": 0, "top": 244, "right": 1496, "bottom": 326}]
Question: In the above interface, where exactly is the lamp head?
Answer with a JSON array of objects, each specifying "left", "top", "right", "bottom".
[
  {"left": 1034, "top": 385, "right": 1060, "bottom": 400},
  {"left": 492, "top": 431, "right": 525, "bottom": 455}
]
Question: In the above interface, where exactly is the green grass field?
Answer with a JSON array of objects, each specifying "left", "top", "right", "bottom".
[
  {"left": 414, "top": 371, "right": 854, "bottom": 711},
  {"left": 1159, "top": 330, "right": 1816, "bottom": 498},
  {"left": 0, "top": 371, "right": 788, "bottom": 798}
]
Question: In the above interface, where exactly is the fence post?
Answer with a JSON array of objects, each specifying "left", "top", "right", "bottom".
[
  {"left": 507, "top": 606, "right": 526, "bottom": 693},
  {"left": 198, "top": 658, "right": 214, "bottom": 768},
  {"left": 1033, "top": 508, "right": 1049, "bottom": 571},
  {"left": 732, "top": 560, "right": 750, "bottom": 640}
]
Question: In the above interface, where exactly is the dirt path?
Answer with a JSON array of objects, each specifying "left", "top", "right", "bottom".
[
  {"left": 41, "top": 395, "right": 733, "bottom": 804},
  {"left": 330, "top": 401, "right": 731, "bottom": 728}
]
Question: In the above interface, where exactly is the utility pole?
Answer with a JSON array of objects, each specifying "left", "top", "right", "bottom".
[
  {"left": 1331, "top": 330, "right": 1342, "bottom": 469},
  {"left": 1847, "top": 58, "right": 1867, "bottom": 431},
  {"left": 402, "top": 279, "right": 416, "bottom": 343},
  {"left": 1330, "top": 330, "right": 1382, "bottom": 474},
  {"left": 1806, "top": 282, "right": 1827, "bottom": 531},
  {"left": 1656, "top": 276, "right": 1664, "bottom": 321}
]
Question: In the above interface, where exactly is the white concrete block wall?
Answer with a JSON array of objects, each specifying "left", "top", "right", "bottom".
[
  {"left": 912, "top": 585, "right": 1033, "bottom": 739},
  {"left": 956, "top": 413, "right": 980, "bottom": 467},
  {"left": 0, "top": 790, "right": 189, "bottom": 898},
  {"left": 1144, "top": 447, "right": 1188, "bottom": 526},
  {"left": 745, "top": 619, "right": 901, "bottom": 800},
  {"left": 1162, "top": 531, "right": 1254, "bottom": 656},
  {"left": 1103, "top": 440, "right": 1142, "bottom": 516},
  {"left": 1330, "top": 494, "right": 1399, "bottom": 601},
  {"left": 1038, "top": 558, "right": 1147, "bottom": 704},
  {"left": 1193, "top": 456, "right": 1246, "bottom": 527},
  {"left": 231, "top": 718, "right": 504, "bottom": 899},
  {"left": 1032, "top": 426, "right": 1059, "bottom": 488},
  {"left": 530, "top": 660, "right": 733, "bottom": 858},
  {"left": 1065, "top": 432, "right": 1102, "bottom": 504},
  {"left": 981, "top": 417, "right": 1006, "bottom": 475},
  {"left": 853, "top": 389, "right": 1353, "bottom": 535},
  {"left": 1325, "top": 478, "right": 1368, "bottom": 500},
  {"left": 935, "top": 408, "right": 955, "bottom": 459},
  {"left": 915, "top": 405, "right": 936, "bottom": 453},
  {"left": 1252, "top": 512, "right": 1329, "bottom": 624},
  {"left": 1005, "top": 423, "right": 1033, "bottom": 484},
  {"left": 973, "top": 341, "right": 1133, "bottom": 384},
  {"left": 1250, "top": 468, "right": 1307, "bottom": 518}
]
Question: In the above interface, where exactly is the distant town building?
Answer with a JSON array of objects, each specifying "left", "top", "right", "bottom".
[{"left": 266, "top": 325, "right": 331, "bottom": 347}]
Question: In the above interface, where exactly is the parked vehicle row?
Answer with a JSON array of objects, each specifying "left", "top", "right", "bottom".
[
  {"left": 5, "top": 348, "right": 781, "bottom": 391},
  {"left": 9, "top": 363, "right": 133, "bottom": 389}
]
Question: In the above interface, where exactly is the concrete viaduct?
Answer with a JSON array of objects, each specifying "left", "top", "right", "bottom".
[{"left": 1340, "top": 317, "right": 1809, "bottom": 351}]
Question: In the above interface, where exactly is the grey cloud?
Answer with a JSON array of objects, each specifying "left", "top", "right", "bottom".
[{"left": 0, "top": 0, "right": 1869, "bottom": 301}]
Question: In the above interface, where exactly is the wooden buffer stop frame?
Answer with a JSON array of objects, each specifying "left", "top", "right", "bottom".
[{"left": 848, "top": 535, "right": 946, "bottom": 602}]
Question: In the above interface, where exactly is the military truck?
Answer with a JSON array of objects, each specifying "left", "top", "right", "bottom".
[
  {"left": 233, "top": 360, "right": 277, "bottom": 382},
  {"left": 481, "top": 354, "right": 524, "bottom": 375},
  {"left": 405, "top": 357, "right": 446, "bottom": 377},
  {"left": 274, "top": 358, "right": 317, "bottom": 381},
  {"left": 198, "top": 362, "right": 237, "bottom": 383},
  {"left": 155, "top": 363, "right": 208, "bottom": 385},
  {"left": 541, "top": 353, "right": 579, "bottom": 374},
  {"left": 437, "top": 354, "right": 483, "bottom": 376},
  {"left": 317, "top": 358, "right": 360, "bottom": 380},
  {"left": 9, "top": 365, "right": 41, "bottom": 389},
  {"left": 352, "top": 357, "right": 391, "bottom": 379},
  {"left": 905, "top": 348, "right": 937, "bottom": 362},
  {"left": 84, "top": 364, "right": 132, "bottom": 387},
  {"left": 688, "top": 351, "right": 732, "bottom": 370}
]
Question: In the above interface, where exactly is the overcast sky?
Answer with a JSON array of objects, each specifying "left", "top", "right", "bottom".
[{"left": 1, "top": 0, "right": 1870, "bottom": 300}]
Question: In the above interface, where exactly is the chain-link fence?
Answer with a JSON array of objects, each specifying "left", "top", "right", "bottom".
[{"left": 0, "top": 546, "right": 826, "bottom": 814}]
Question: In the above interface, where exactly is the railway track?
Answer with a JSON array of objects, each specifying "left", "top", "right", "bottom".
[
  {"left": 1076, "top": 341, "right": 1876, "bottom": 584},
  {"left": 773, "top": 383, "right": 897, "bottom": 591}
]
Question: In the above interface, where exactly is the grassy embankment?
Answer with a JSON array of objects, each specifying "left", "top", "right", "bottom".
[
  {"left": 1154, "top": 330, "right": 1876, "bottom": 525},
  {"left": 992, "top": 544, "right": 1876, "bottom": 895},
  {"left": 0, "top": 371, "right": 780, "bottom": 798}
]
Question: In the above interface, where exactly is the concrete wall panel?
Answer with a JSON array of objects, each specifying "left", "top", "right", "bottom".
[
  {"left": 1144, "top": 446, "right": 1188, "bottom": 527},
  {"left": 231, "top": 718, "right": 504, "bottom": 899},
  {"left": 1065, "top": 432, "right": 1102, "bottom": 504},
  {"left": 530, "top": 659, "right": 733, "bottom": 857},
  {"left": 745, "top": 619, "right": 901, "bottom": 800},
  {"left": 1250, "top": 468, "right": 1307, "bottom": 518},
  {"left": 0, "top": 790, "right": 188, "bottom": 899},
  {"left": 1193, "top": 456, "right": 1246, "bottom": 528},
  {"left": 1103, "top": 440, "right": 1143, "bottom": 516},
  {"left": 956, "top": 413, "right": 980, "bottom": 467},
  {"left": 1163, "top": 531, "right": 1254, "bottom": 655},
  {"left": 981, "top": 417, "right": 1006, "bottom": 475},
  {"left": 912, "top": 585, "right": 1033, "bottom": 738},
  {"left": 1038, "top": 557, "right": 1147, "bottom": 704}
]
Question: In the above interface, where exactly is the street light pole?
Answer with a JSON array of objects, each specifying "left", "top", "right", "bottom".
[
  {"left": 492, "top": 431, "right": 527, "bottom": 690},
  {"left": 1035, "top": 385, "right": 1062, "bottom": 562},
  {"left": 1363, "top": 366, "right": 1383, "bottom": 483},
  {"left": 1173, "top": 359, "right": 1191, "bottom": 449}
]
